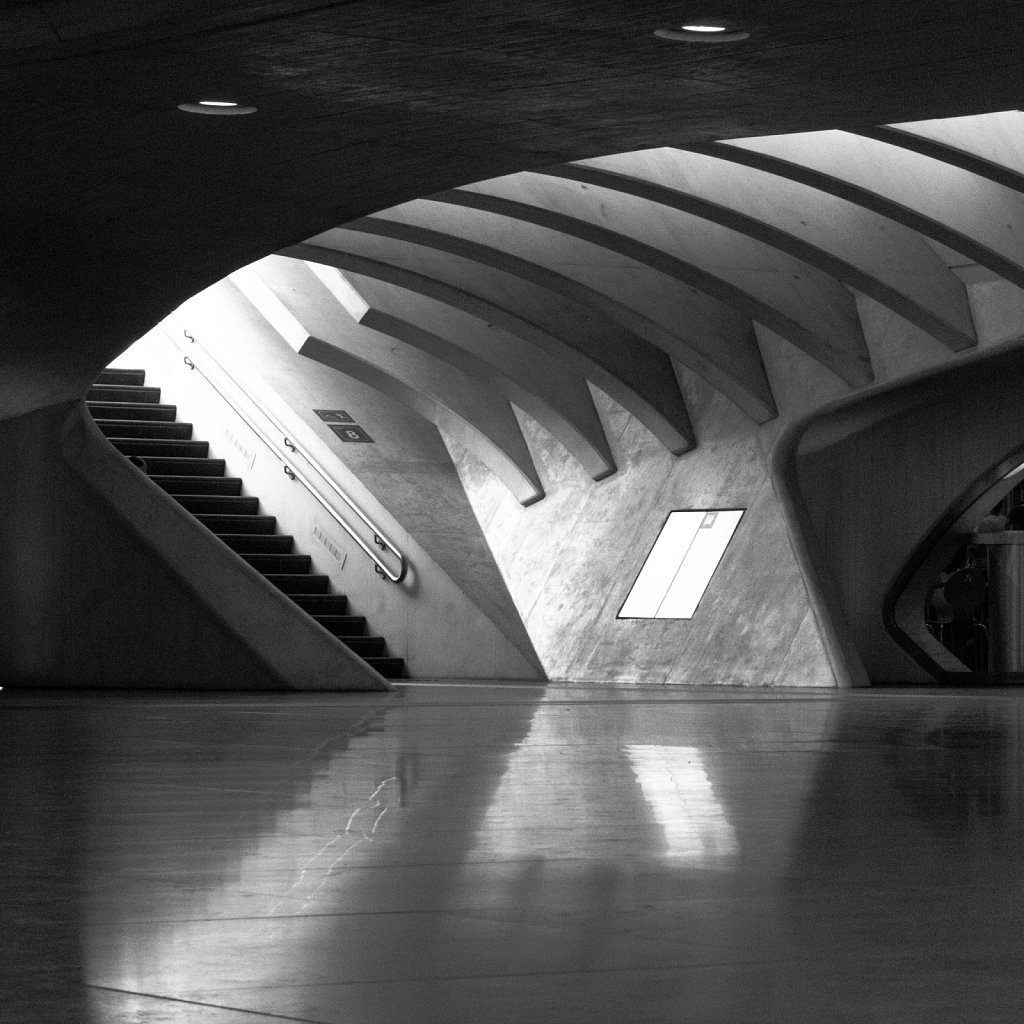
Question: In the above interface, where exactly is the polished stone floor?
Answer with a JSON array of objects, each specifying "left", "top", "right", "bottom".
[{"left": 3, "top": 681, "right": 1023, "bottom": 1022}]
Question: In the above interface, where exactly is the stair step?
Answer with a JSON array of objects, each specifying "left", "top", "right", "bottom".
[
  {"left": 95, "top": 419, "right": 193, "bottom": 440},
  {"left": 87, "top": 384, "right": 161, "bottom": 404},
  {"left": 151, "top": 475, "right": 243, "bottom": 496},
  {"left": 312, "top": 614, "right": 366, "bottom": 636},
  {"left": 288, "top": 594, "right": 350, "bottom": 615},
  {"left": 177, "top": 495, "right": 260, "bottom": 515},
  {"left": 241, "top": 553, "right": 312, "bottom": 573},
  {"left": 111, "top": 438, "right": 209, "bottom": 458},
  {"left": 217, "top": 533, "right": 294, "bottom": 553},
  {"left": 86, "top": 401, "right": 177, "bottom": 421},
  {"left": 95, "top": 368, "right": 146, "bottom": 386},
  {"left": 338, "top": 635, "right": 386, "bottom": 656},
  {"left": 265, "top": 573, "right": 331, "bottom": 595},
  {"left": 91, "top": 366, "right": 405, "bottom": 677},
  {"left": 132, "top": 456, "right": 227, "bottom": 477},
  {"left": 196, "top": 514, "right": 277, "bottom": 534},
  {"left": 364, "top": 657, "right": 406, "bottom": 678}
]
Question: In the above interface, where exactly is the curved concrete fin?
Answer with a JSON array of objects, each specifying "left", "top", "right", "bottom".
[
  {"left": 716, "top": 133, "right": 1024, "bottom": 291},
  {"left": 306, "top": 220, "right": 699, "bottom": 447},
  {"left": 547, "top": 157, "right": 976, "bottom": 353},
  {"left": 296, "top": 335, "right": 544, "bottom": 506},
  {"left": 388, "top": 198, "right": 778, "bottom": 423},
  {"left": 882, "top": 111, "right": 1024, "bottom": 182},
  {"left": 854, "top": 125, "right": 1024, "bottom": 196},
  {"left": 272, "top": 250, "right": 616, "bottom": 480},
  {"left": 686, "top": 141, "right": 1024, "bottom": 288},
  {"left": 435, "top": 185, "right": 873, "bottom": 388}
]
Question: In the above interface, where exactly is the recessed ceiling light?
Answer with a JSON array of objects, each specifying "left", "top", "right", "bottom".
[
  {"left": 654, "top": 24, "right": 749, "bottom": 42},
  {"left": 177, "top": 100, "right": 257, "bottom": 115}
]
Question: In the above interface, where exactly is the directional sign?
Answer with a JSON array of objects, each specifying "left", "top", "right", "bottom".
[
  {"left": 330, "top": 424, "right": 374, "bottom": 443},
  {"left": 314, "top": 409, "right": 355, "bottom": 424}
]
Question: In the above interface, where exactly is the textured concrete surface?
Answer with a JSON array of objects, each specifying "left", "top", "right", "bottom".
[
  {"left": 0, "top": 402, "right": 377, "bottom": 690},
  {"left": 448, "top": 375, "right": 830, "bottom": 686},
  {"left": 125, "top": 313, "right": 544, "bottom": 680}
]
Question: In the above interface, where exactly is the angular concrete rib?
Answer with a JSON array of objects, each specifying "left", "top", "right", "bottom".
[
  {"left": 297, "top": 336, "right": 544, "bottom": 506},
  {"left": 227, "top": 271, "right": 545, "bottom": 506},
  {"left": 544, "top": 156, "right": 976, "bottom": 353},
  {"left": 853, "top": 125, "right": 1024, "bottom": 196},
  {"left": 394, "top": 197, "right": 777, "bottom": 422},
  {"left": 879, "top": 111, "right": 1024, "bottom": 184},
  {"left": 440, "top": 181, "right": 873, "bottom": 388},
  {"left": 684, "top": 141, "right": 1024, "bottom": 287},
  {"left": 260, "top": 252, "right": 616, "bottom": 481},
  {"left": 328, "top": 217, "right": 703, "bottom": 442},
  {"left": 714, "top": 132, "right": 1024, "bottom": 290}
]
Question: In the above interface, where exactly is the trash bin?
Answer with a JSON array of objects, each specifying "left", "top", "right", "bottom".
[{"left": 972, "top": 532, "right": 1024, "bottom": 672}]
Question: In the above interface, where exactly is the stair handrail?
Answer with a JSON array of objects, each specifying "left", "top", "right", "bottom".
[{"left": 170, "top": 329, "right": 407, "bottom": 583}]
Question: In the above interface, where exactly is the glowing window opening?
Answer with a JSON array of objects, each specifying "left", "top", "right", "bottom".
[{"left": 618, "top": 509, "right": 744, "bottom": 619}]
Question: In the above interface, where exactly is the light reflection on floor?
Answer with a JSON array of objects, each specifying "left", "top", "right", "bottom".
[{"left": 2, "top": 684, "right": 1023, "bottom": 1022}]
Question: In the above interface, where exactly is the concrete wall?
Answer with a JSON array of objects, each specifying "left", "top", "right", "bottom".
[
  {"left": 445, "top": 278, "right": 1024, "bottom": 686},
  {"left": 117, "top": 310, "right": 543, "bottom": 680},
  {"left": 774, "top": 275, "right": 1024, "bottom": 685},
  {"left": 446, "top": 368, "right": 835, "bottom": 687},
  {"left": 0, "top": 402, "right": 382, "bottom": 690}
]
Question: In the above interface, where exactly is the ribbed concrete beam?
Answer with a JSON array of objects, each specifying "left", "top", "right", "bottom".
[
  {"left": 548, "top": 154, "right": 976, "bottom": 353},
  {"left": 289, "top": 233, "right": 696, "bottom": 453},
  {"left": 720, "top": 131, "right": 1024, "bottom": 290},
  {"left": 403, "top": 197, "right": 777, "bottom": 423},
  {"left": 879, "top": 111, "right": 1024, "bottom": 183},
  {"left": 444, "top": 178, "right": 873, "bottom": 388},
  {"left": 326, "top": 217, "right": 702, "bottom": 442},
  {"left": 226, "top": 269, "right": 545, "bottom": 506},
  {"left": 296, "top": 336, "right": 544, "bottom": 507},
  {"left": 854, "top": 124, "right": 1024, "bottom": 196},
  {"left": 686, "top": 141, "right": 1024, "bottom": 288},
  {"left": 270, "top": 252, "right": 617, "bottom": 481}
]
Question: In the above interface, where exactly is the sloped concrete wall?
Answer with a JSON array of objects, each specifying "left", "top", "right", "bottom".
[
  {"left": 445, "top": 283, "right": 1014, "bottom": 687},
  {"left": 0, "top": 402, "right": 385, "bottom": 690},
  {"left": 119, "top": 313, "right": 544, "bottom": 681},
  {"left": 446, "top": 372, "right": 835, "bottom": 687}
]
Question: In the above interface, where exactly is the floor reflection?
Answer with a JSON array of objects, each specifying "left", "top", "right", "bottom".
[{"left": 4, "top": 686, "right": 1024, "bottom": 1022}]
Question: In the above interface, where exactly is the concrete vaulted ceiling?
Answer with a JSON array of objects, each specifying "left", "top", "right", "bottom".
[
  {"left": 6, "top": 1, "right": 1024, "bottom": 448},
  {"left": 175, "top": 110, "right": 1018, "bottom": 502}
]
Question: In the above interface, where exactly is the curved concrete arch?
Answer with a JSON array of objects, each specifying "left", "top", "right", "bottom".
[
  {"left": 882, "top": 110, "right": 1024, "bottom": 182},
  {"left": 254, "top": 253, "right": 616, "bottom": 481},
  {"left": 723, "top": 132, "right": 1024, "bottom": 288},
  {"left": 687, "top": 142, "right": 1024, "bottom": 288},
  {"left": 543, "top": 158, "right": 976, "bottom": 353},
  {"left": 334, "top": 216, "right": 714, "bottom": 436},
  {"left": 295, "top": 336, "right": 544, "bottom": 507},
  {"left": 854, "top": 125, "right": 1024, "bottom": 196},
  {"left": 384, "top": 200, "right": 777, "bottom": 422},
  {"left": 435, "top": 186, "right": 874, "bottom": 388},
  {"left": 289, "top": 230, "right": 697, "bottom": 450}
]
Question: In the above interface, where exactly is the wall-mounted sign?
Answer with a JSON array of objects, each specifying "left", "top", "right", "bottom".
[
  {"left": 330, "top": 424, "right": 374, "bottom": 443},
  {"left": 314, "top": 409, "right": 355, "bottom": 424}
]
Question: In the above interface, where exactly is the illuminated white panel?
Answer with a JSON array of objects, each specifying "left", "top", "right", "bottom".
[
  {"left": 619, "top": 509, "right": 743, "bottom": 619},
  {"left": 625, "top": 744, "right": 738, "bottom": 865}
]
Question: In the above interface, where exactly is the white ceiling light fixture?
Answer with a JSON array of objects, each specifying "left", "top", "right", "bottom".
[
  {"left": 177, "top": 100, "right": 257, "bottom": 115},
  {"left": 654, "top": 24, "right": 749, "bottom": 42}
]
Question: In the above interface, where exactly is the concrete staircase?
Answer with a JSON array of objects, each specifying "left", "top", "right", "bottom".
[{"left": 87, "top": 367, "right": 405, "bottom": 678}]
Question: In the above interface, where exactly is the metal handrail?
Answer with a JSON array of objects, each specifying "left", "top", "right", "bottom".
[{"left": 171, "top": 329, "right": 407, "bottom": 583}]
